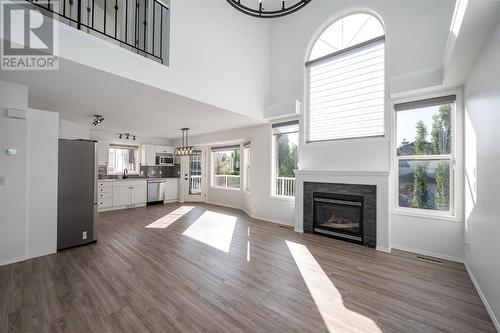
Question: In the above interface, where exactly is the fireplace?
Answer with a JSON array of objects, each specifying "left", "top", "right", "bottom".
[
  {"left": 313, "top": 192, "right": 364, "bottom": 244},
  {"left": 303, "top": 182, "right": 377, "bottom": 248}
]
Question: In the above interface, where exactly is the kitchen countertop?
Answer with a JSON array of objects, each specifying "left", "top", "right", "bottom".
[{"left": 98, "top": 177, "right": 179, "bottom": 182}]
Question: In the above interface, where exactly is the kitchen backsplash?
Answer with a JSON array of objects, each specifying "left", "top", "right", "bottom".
[
  {"left": 98, "top": 164, "right": 180, "bottom": 179},
  {"left": 141, "top": 165, "right": 180, "bottom": 178}
]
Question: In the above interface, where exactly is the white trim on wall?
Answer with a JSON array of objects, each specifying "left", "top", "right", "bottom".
[{"left": 465, "top": 263, "right": 500, "bottom": 332}]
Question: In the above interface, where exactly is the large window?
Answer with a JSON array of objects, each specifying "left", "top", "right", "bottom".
[
  {"left": 273, "top": 121, "right": 299, "bottom": 197},
  {"left": 243, "top": 142, "right": 251, "bottom": 192},
  {"left": 395, "top": 95, "right": 456, "bottom": 214},
  {"left": 306, "top": 13, "right": 385, "bottom": 142},
  {"left": 108, "top": 144, "right": 139, "bottom": 174},
  {"left": 211, "top": 146, "right": 241, "bottom": 189}
]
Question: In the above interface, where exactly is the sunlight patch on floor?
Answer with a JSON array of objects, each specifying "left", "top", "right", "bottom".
[
  {"left": 286, "top": 240, "right": 382, "bottom": 333},
  {"left": 182, "top": 210, "right": 237, "bottom": 252},
  {"left": 145, "top": 206, "right": 195, "bottom": 229}
]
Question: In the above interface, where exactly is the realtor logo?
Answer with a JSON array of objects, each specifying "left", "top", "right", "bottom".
[{"left": 1, "top": 0, "right": 58, "bottom": 70}]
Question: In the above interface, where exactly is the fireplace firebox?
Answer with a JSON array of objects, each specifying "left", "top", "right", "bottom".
[{"left": 313, "top": 192, "right": 364, "bottom": 244}]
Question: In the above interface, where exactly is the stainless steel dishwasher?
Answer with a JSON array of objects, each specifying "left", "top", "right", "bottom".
[{"left": 147, "top": 179, "right": 166, "bottom": 205}]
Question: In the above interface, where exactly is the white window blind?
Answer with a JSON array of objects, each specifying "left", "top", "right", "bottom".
[{"left": 306, "top": 36, "right": 385, "bottom": 142}]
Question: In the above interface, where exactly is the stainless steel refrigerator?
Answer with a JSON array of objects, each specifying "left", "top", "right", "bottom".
[{"left": 57, "top": 139, "right": 98, "bottom": 250}]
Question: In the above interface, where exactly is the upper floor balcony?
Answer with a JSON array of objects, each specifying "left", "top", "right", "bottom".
[{"left": 26, "top": 0, "right": 170, "bottom": 64}]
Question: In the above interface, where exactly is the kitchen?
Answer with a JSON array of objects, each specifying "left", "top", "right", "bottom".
[
  {"left": 58, "top": 136, "right": 183, "bottom": 250},
  {"left": 96, "top": 143, "right": 180, "bottom": 211}
]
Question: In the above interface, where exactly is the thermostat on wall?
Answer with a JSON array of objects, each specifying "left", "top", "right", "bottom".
[{"left": 6, "top": 149, "right": 17, "bottom": 156}]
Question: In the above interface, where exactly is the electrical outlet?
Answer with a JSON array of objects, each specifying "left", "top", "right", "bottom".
[{"left": 82, "top": 231, "right": 87, "bottom": 240}]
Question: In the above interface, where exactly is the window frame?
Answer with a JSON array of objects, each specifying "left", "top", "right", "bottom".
[
  {"left": 210, "top": 146, "right": 241, "bottom": 191},
  {"left": 107, "top": 144, "right": 140, "bottom": 175},
  {"left": 304, "top": 13, "right": 387, "bottom": 144},
  {"left": 271, "top": 121, "right": 299, "bottom": 200},
  {"left": 243, "top": 142, "right": 251, "bottom": 193},
  {"left": 392, "top": 93, "right": 461, "bottom": 220}
]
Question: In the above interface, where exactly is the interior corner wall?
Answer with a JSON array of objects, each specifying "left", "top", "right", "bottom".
[
  {"left": 185, "top": 125, "right": 295, "bottom": 226},
  {"left": 26, "top": 108, "right": 59, "bottom": 260},
  {"left": 0, "top": 81, "right": 59, "bottom": 266},
  {"left": 463, "top": 20, "right": 500, "bottom": 330}
]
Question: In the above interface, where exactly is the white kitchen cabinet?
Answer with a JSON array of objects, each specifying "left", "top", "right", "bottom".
[
  {"left": 141, "top": 144, "right": 175, "bottom": 165},
  {"left": 156, "top": 146, "right": 174, "bottom": 154},
  {"left": 164, "top": 178, "right": 179, "bottom": 202},
  {"left": 97, "top": 140, "right": 109, "bottom": 166},
  {"left": 141, "top": 145, "right": 157, "bottom": 166},
  {"left": 131, "top": 182, "right": 147, "bottom": 204},
  {"left": 112, "top": 184, "right": 131, "bottom": 206},
  {"left": 112, "top": 180, "right": 147, "bottom": 207}
]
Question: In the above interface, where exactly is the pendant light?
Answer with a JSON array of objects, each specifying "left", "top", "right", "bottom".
[{"left": 175, "top": 128, "right": 195, "bottom": 156}]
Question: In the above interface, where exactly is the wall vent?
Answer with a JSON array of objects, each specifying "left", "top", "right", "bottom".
[{"left": 416, "top": 255, "right": 443, "bottom": 265}]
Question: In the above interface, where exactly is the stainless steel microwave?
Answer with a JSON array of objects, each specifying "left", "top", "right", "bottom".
[{"left": 156, "top": 153, "right": 174, "bottom": 165}]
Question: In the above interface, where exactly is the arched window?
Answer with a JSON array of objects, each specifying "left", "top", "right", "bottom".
[{"left": 306, "top": 13, "right": 385, "bottom": 142}]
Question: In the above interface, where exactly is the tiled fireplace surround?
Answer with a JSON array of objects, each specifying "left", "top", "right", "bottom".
[{"left": 294, "top": 170, "right": 391, "bottom": 252}]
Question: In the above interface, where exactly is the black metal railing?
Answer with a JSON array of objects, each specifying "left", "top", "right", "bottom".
[{"left": 26, "top": 0, "right": 169, "bottom": 64}]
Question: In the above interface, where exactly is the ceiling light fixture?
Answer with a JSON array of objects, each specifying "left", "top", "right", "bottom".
[
  {"left": 226, "top": 0, "right": 311, "bottom": 18},
  {"left": 175, "top": 128, "right": 195, "bottom": 156},
  {"left": 92, "top": 114, "right": 104, "bottom": 126},
  {"left": 118, "top": 133, "right": 137, "bottom": 140}
]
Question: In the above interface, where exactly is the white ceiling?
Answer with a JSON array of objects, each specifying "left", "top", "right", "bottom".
[{"left": 0, "top": 58, "right": 264, "bottom": 139}]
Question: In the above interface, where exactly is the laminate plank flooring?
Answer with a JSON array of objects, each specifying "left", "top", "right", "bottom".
[{"left": 0, "top": 203, "right": 495, "bottom": 332}]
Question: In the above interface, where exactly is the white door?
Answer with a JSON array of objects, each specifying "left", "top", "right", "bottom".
[{"left": 182, "top": 149, "right": 206, "bottom": 202}]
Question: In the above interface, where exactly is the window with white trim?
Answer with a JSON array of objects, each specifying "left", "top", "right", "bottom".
[
  {"left": 272, "top": 121, "right": 299, "bottom": 197},
  {"left": 211, "top": 146, "right": 241, "bottom": 189},
  {"left": 306, "top": 13, "right": 385, "bottom": 142},
  {"left": 108, "top": 144, "right": 139, "bottom": 174},
  {"left": 243, "top": 142, "right": 251, "bottom": 192},
  {"left": 395, "top": 95, "right": 456, "bottom": 215}
]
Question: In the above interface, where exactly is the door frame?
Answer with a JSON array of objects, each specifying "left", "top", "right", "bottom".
[{"left": 180, "top": 147, "right": 208, "bottom": 203}]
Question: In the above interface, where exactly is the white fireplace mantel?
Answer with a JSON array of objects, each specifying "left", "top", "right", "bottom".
[{"left": 294, "top": 169, "right": 391, "bottom": 252}]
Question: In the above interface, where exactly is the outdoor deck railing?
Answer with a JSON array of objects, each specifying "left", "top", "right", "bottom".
[
  {"left": 276, "top": 176, "right": 295, "bottom": 197},
  {"left": 214, "top": 175, "right": 240, "bottom": 189},
  {"left": 190, "top": 175, "right": 202, "bottom": 193}
]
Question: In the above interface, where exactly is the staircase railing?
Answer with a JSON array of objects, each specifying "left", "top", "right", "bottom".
[{"left": 25, "top": 0, "right": 169, "bottom": 64}]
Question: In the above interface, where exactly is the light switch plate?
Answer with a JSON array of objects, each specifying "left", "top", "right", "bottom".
[{"left": 0, "top": 176, "right": 6, "bottom": 186}]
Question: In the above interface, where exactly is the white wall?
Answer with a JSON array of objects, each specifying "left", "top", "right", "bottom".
[
  {"left": 8, "top": 0, "right": 271, "bottom": 121},
  {"left": 89, "top": 129, "right": 172, "bottom": 146},
  {"left": 59, "top": 119, "right": 90, "bottom": 140},
  {"left": 0, "top": 81, "right": 59, "bottom": 266},
  {"left": 463, "top": 20, "right": 500, "bottom": 330},
  {"left": 269, "top": 0, "right": 454, "bottom": 105},
  {"left": 0, "top": 116, "right": 27, "bottom": 265},
  {"left": 274, "top": 0, "right": 454, "bottom": 184},
  {"left": 389, "top": 89, "right": 465, "bottom": 262},
  {"left": 26, "top": 109, "right": 59, "bottom": 259}
]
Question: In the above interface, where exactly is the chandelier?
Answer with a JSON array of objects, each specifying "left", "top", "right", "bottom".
[
  {"left": 226, "top": 0, "right": 311, "bottom": 18},
  {"left": 175, "top": 128, "right": 195, "bottom": 156}
]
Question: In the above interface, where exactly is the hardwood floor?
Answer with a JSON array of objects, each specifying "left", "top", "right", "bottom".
[{"left": 0, "top": 203, "right": 495, "bottom": 332}]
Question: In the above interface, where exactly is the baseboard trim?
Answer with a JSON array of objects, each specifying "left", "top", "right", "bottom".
[
  {"left": 391, "top": 244, "right": 464, "bottom": 263},
  {"left": 206, "top": 201, "right": 243, "bottom": 211},
  {"left": 376, "top": 246, "right": 392, "bottom": 253},
  {"left": 0, "top": 255, "right": 26, "bottom": 267},
  {"left": 251, "top": 214, "right": 293, "bottom": 227},
  {"left": 465, "top": 262, "right": 500, "bottom": 332},
  {"left": 205, "top": 201, "right": 293, "bottom": 227}
]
